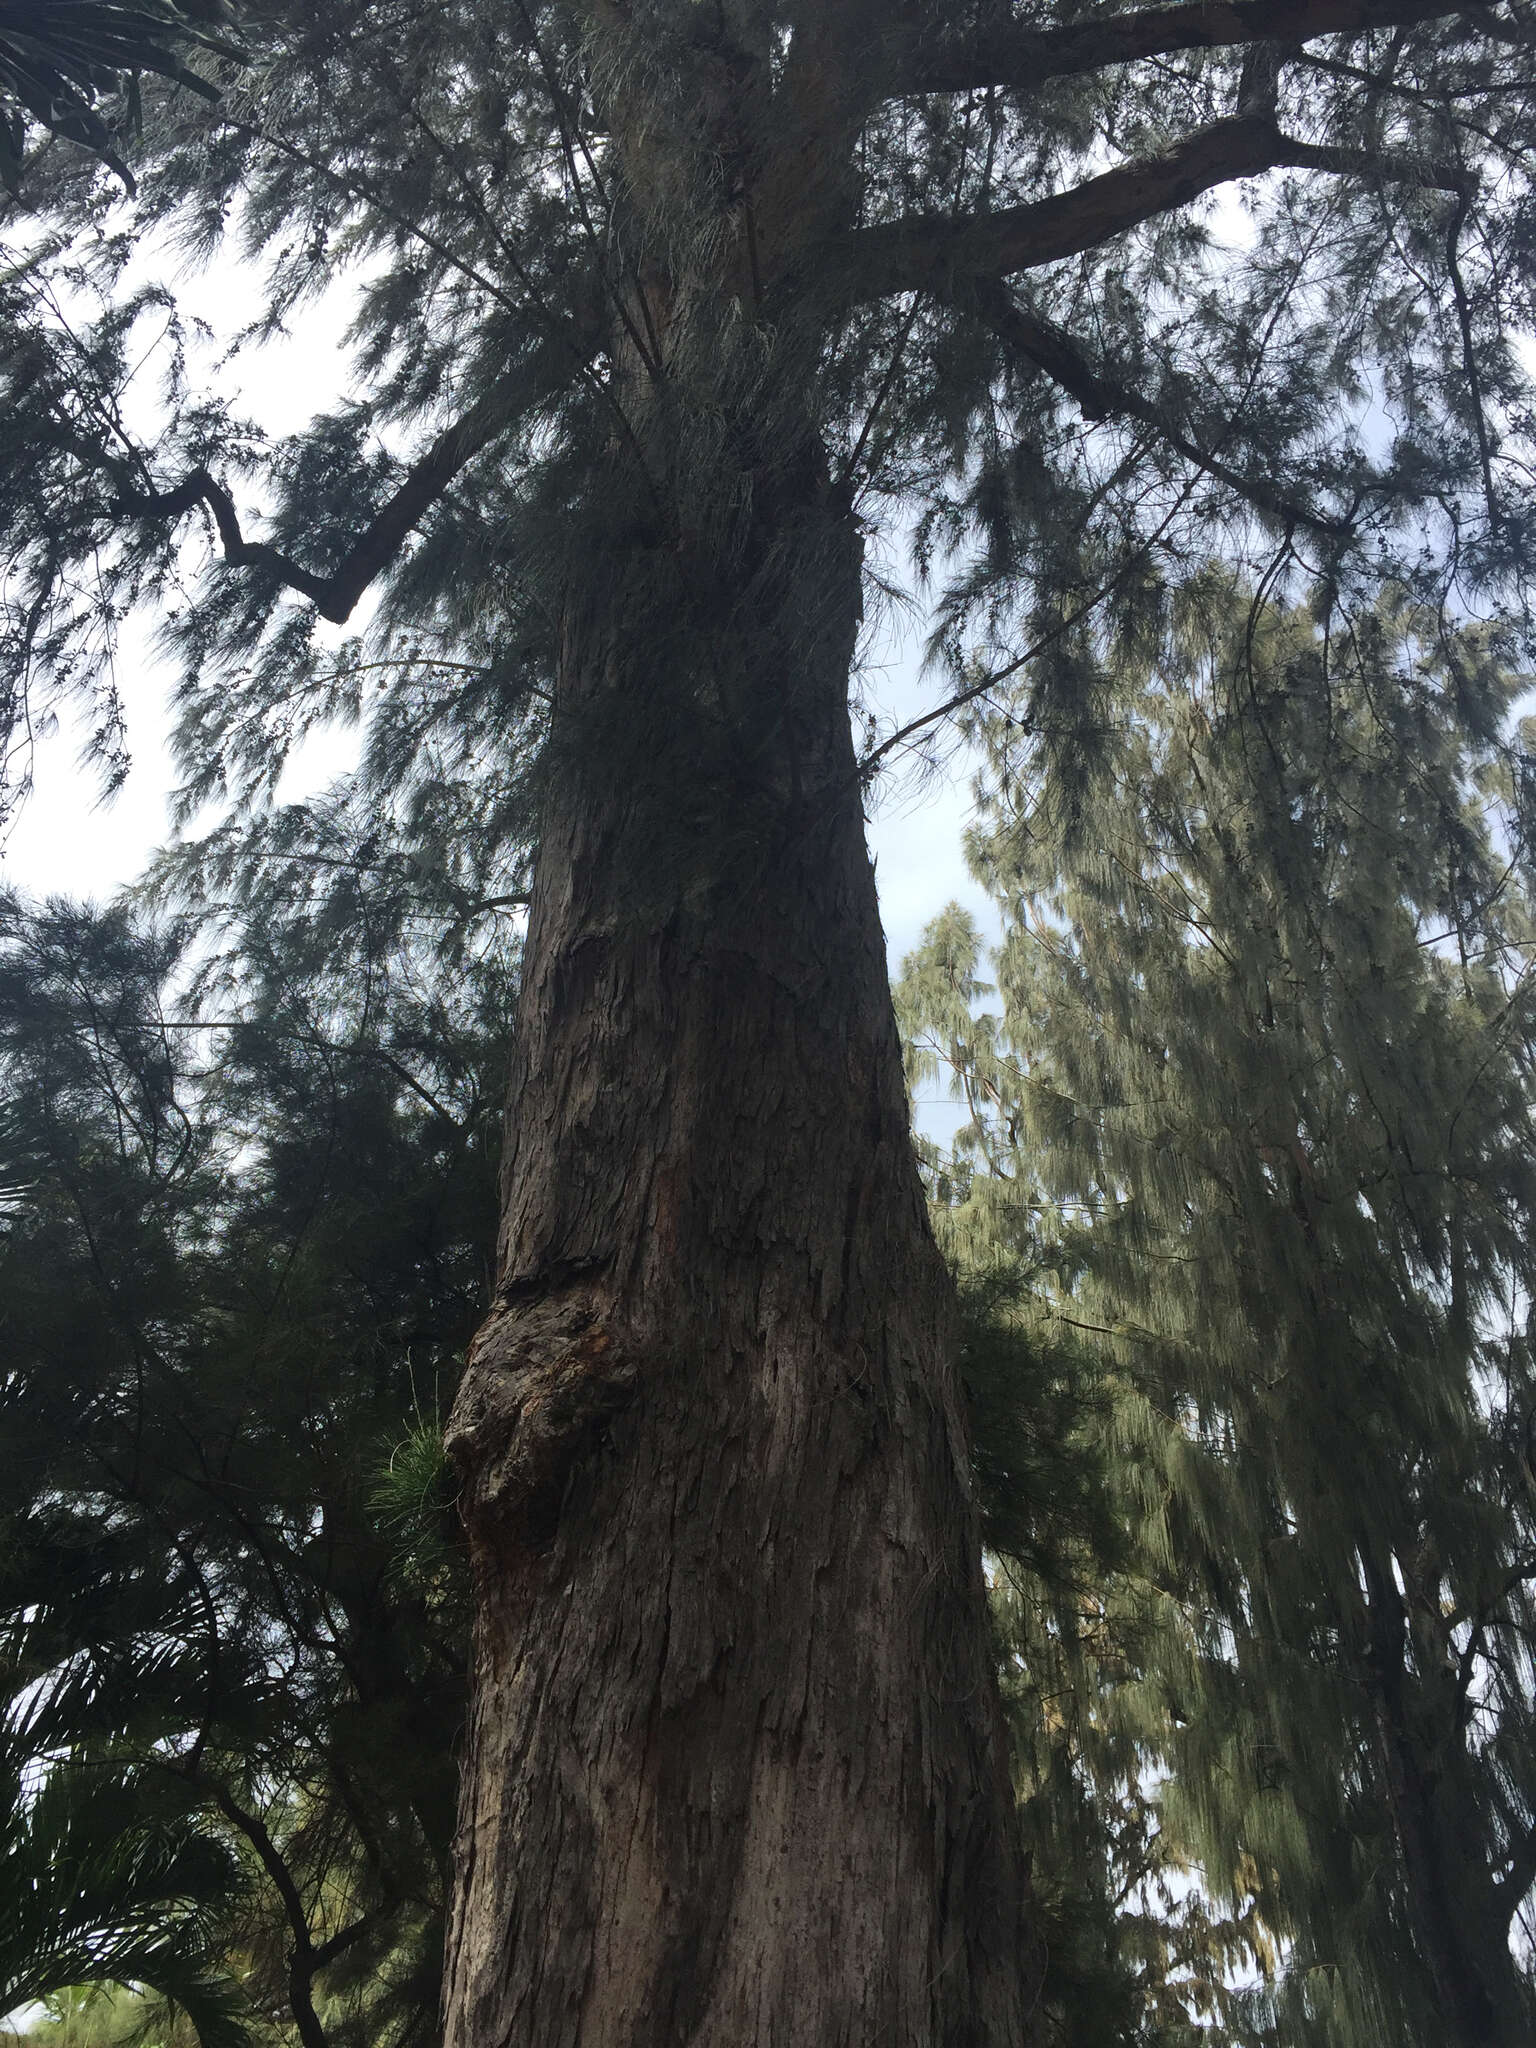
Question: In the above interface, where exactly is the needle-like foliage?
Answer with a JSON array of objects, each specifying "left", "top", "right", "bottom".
[
  {"left": 9, "top": 4, "right": 1536, "bottom": 2039},
  {"left": 900, "top": 581, "right": 1536, "bottom": 2044},
  {"left": 0, "top": 863, "right": 511, "bottom": 2048},
  {"left": 3, "top": 2, "right": 1536, "bottom": 839}
]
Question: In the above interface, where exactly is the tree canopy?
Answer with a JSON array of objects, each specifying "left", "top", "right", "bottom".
[
  {"left": 899, "top": 579, "right": 1536, "bottom": 2044},
  {"left": 8, "top": 3, "right": 1536, "bottom": 2044},
  {"left": 3, "top": 1, "right": 1536, "bottom": 836},
  {"left": 0, "top": 845, "right": 513, "bottom": 2048}
]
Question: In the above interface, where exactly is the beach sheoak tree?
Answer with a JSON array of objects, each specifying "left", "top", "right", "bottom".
[
  {"left": 4, "top": 2, "right": 1535, "bottom": 2040},
  {"left": 899, "top": 590, "right": 1536, "bottom": 2045}
]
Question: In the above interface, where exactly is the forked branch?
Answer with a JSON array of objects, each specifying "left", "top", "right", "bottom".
[{"left": 109, "top": 378, "right": 516, "bottom": 623}]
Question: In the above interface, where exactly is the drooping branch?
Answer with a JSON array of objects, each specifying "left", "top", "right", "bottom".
[
  {"left": 963, "top": 281, "right": 1349, "bottom": 535},
  {"left": 894, "top": 0, "right": 1483, "bottom": 100},
  {"left": 109, "top": 377, "right": 516, "bottom": 624},
  {"left": 847, "top": 463, "right": 1213, "bottom": 791},
  {"left": 1497, "top": 1808, "right": 1536, "bottom": 1922},
  {"left": 821, "top": 113, "right": 1472, "bottom": 305},
  {"left": 151, "top": 1016, "right": 477, "bottom": 1124}
]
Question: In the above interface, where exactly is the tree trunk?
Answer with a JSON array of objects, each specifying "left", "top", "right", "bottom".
[
  {"left": 442, "top": 456, "right": 1034, "bottom": 2045},
  {"left": 1361, "top": 1543, "right": 1527, "bottom": 2046}
]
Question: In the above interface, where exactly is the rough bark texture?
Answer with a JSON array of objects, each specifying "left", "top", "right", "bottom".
[{"left": 442, "top": 466, "right": 1034, "bottom": 2043}]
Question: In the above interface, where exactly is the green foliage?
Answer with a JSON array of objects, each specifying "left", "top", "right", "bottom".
[
  {"left": 901, "top": 582, "right": 1536, "bottom": 2044},
  {"left": 0, "top": 2, "right": 235, "bottom": 193},
  {"left": 1, "top": 1756, "right": 251, "bottom": 2047},
  {"left": 0, "top": 857, "right": 510, "bottom": 2048},
  {"left": 2, "top": 1, "right": 1535, "bottom": 851},
  {"left": 13, "top": 1982, "right": 204, "bottom": 2048},
  {"left": 368, "top": 1418, "right": 463, "bottom": 1605},
  {"left": 8, "top": 4, "right": 1536, "bottom": 2040}
]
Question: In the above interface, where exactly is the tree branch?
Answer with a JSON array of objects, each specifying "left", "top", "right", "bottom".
[
  {"left": 1445, "top": 183, "right": 1501, "bottom": 527},
  {"left": 150, "top": 1018, "right": 474, "bottom": 1125},
  {"left": 108, "top": 378, "right": 515, "bottom": 624},
  {"left": 820, "top": 113, "right": 1471, "bottom": 304},
  {"left": 198, "top": 1778, "right": 348, "bottom": 2048},
  {"left": 1497, "top": 1813, "right": 1536, "bottom": 1920},
  {"left": 963, "top": 280, "right": 1348, "bottom": 534},
  {"left": 896, "top": 0, "right": 1485, "bottom": 99}
]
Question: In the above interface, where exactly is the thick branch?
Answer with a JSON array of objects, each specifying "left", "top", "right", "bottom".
[
  {"left": 109, "top": 380, "right": 514, "bottom": 624},
  {"left": 821, "top": 113, "right": 1470, "bottom": 303},
  {"left": 899, "top": 0, "right": 1483, "bottom": 98}
]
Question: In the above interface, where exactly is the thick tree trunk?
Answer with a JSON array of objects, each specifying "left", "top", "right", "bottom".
[{"left": 442, "top": 463, "right": 1033, "bottom": 2043}]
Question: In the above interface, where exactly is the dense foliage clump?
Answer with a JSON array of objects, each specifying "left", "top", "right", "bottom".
[{"left": 0, "top": 840, "right": 514, "bottom": 2048}]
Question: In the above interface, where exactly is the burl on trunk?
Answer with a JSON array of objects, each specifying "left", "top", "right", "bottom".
[{"left": 443, "top": 461, "right": 1033, "bottom": 2045}]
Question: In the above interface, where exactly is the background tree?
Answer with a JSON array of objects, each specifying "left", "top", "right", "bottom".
[
  {"left": 8, "top": 3, "right": 1536, "bottom": 2037},
  {"left": 0, "top": 836, "right": 513, "bottom": 2048},
  {"left": 899, "top": 582, "right": 1536, "bottom": 2044},
  {"left": 939, "top": 1251, "right": 1272, "bottom": 2047}
]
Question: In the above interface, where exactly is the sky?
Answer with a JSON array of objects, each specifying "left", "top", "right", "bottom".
[{"left": 0, "top": 246, "right": 996, "bottom": 1145}]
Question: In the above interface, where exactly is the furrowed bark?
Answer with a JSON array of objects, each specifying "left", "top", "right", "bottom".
[{"left": 441, "top": 456, "right": 1034, "bottom": 2044}]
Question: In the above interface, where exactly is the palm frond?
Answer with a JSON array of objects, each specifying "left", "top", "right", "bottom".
[
  {"left": 0, "top": 1755, "right": 252, "bottom": 2048},
  {"left": 0, "top": 1, "right": 239, "bottom": 192}
]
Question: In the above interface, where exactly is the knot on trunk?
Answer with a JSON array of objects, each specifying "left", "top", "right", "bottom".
[{"left": 446, "top": 1291, "right": 636, "bottom": 1547}]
